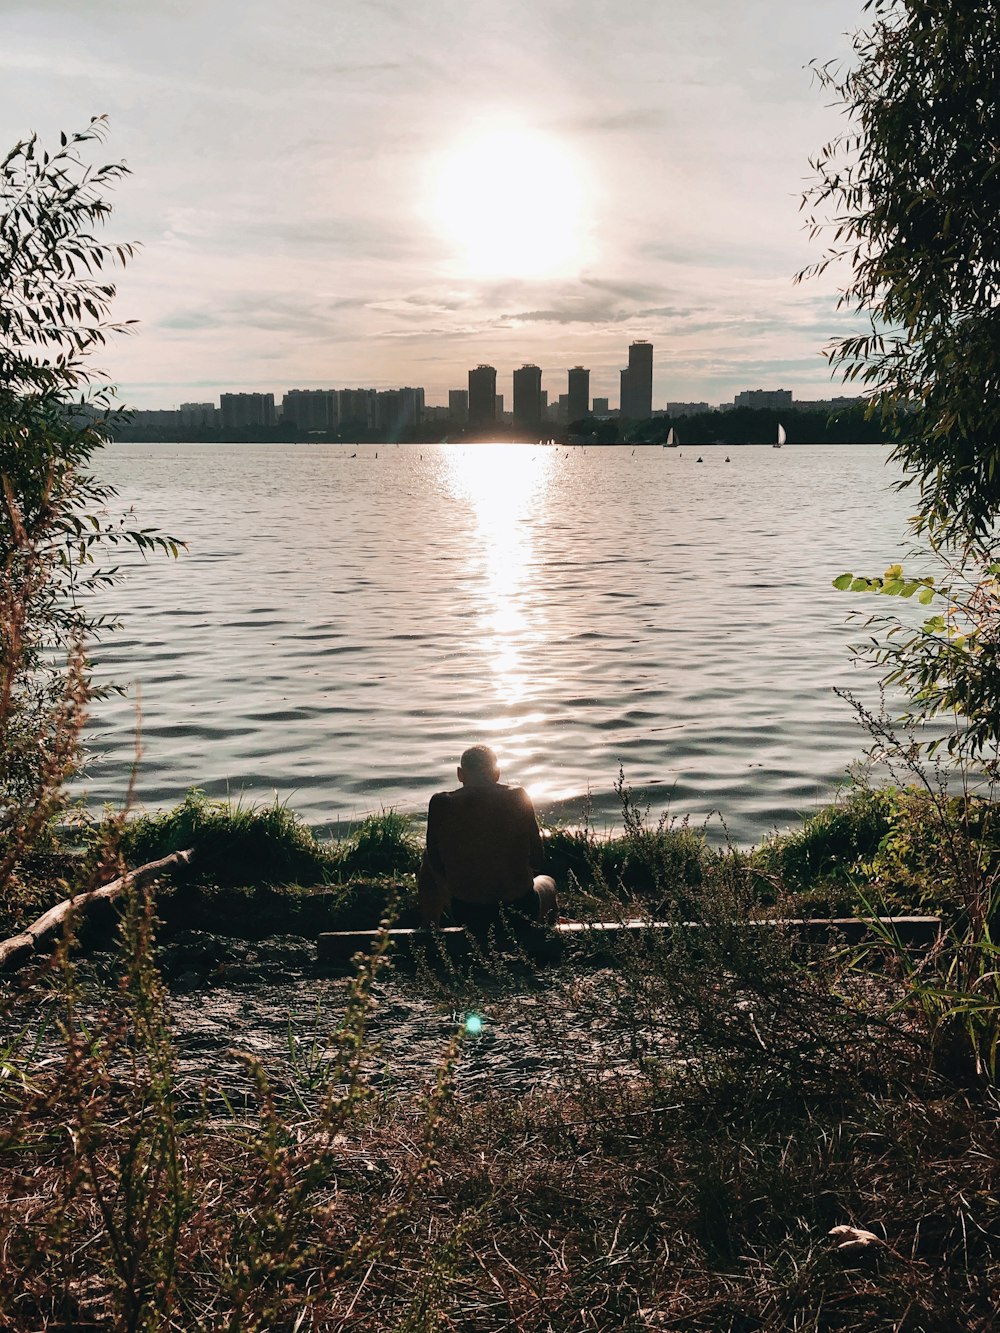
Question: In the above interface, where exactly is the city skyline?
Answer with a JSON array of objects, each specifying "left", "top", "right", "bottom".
[
  {"left": 122, "top": 332, "right": 833, "bottom": 419},
  {"left": 4, "top": 0, "right": 869, "bottom": 408}
]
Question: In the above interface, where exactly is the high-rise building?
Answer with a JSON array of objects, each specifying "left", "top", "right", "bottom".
[
  {"left": 178, "top": 402, "right": 218, "bottom": 431},
  {"left": 620, "top": 341, "right": 653, "bottom": 419},
  {"left": 734, "top": 388, "right": 793, "bottom": 410},
  {"left": 468, "top": 365, "right": 497, "bottom": 425},
  {"left": 281, "top": 389, "right": 339, "bottom": 432},
  {"left": 375, "top": 387, "right": 424, "bottom": 437},
  {"left": 338, "top": 388, "right": 377, "bottom": 431},
  {"left": 513, "top": 364, "right": 543, "bottom": 432},
  {"left": 592, "top": 397, "right": 610, "bottom": 416},
  {"left": 449, "top": 389, "right": 469, "bottom": 424},
  {"left": 220, "top": 392, "right": 275, "bottom": 430},
  {"left": 567, "top": 366, "right": 590, "bottom": 423},
  {"left": 619, "top": 368, "right": 631, "bottom": 418}
]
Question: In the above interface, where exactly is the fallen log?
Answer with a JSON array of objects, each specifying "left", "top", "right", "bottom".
[
  {"left": 316, "top": 915, "right": 943, "bottom": 965},
  {"left": 0, "top": 849, "right": 195, "bottom": 975}
]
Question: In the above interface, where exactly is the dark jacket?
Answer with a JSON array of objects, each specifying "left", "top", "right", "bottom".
[{"left": 418, "top": 783, "right": 544, "bottom": 918}]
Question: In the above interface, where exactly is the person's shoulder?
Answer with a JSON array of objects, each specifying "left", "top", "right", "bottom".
[
  {"left": 428, "top": 788, "right": 461, "bottom": 809},
  {"left": 501, "top": 785, "right": 534, "bottom": 807}
]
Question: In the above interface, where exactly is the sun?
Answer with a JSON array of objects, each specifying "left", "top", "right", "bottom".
[{"left": 427, "top": 123, "right": 592, "bottom": 280}]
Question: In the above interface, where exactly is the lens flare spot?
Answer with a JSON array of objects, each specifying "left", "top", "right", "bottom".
[{"left": 463, "top": 1013, "right": 484, "bottom": 1037}]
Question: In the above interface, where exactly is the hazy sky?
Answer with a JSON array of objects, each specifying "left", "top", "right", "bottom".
[{"left": 4, "top": 0, "right": 868, "bottom": 409}]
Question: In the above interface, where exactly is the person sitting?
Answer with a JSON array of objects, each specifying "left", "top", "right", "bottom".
[{"left": 418, "top": 744, "right": 557, "bottom": 940}]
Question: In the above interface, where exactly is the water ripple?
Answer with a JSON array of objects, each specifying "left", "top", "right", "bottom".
[{"left": 79, "top": 442, "right": 919, "bottom": 844}]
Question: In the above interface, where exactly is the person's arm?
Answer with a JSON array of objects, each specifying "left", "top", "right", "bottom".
[{"left": 418, "top": 795, "right": 450, "bottom": 927}]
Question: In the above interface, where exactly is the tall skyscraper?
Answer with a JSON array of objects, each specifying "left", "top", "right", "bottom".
[
  {"left": 567, "top": 366, "right": 590, "bottom": 423},
  {"left": 619, "top": 368, "right": 631, "bottom": 418},
  {"left": 513, "top": 364, "right": 543, "bottom": 432},
  {"left": 468, "top": 365, "right": 497, "bottom": 426},
  {"left": 627, "top": 340, "right": 653, "bottom": 418},
  {"left": 619, "top": 341, "right": 654, "bottom": 418}
]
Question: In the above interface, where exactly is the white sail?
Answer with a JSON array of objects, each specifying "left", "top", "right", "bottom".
[
  {"left": 666, "top": 427, "right": 676, "bottom": 446},
  {"left": 777, "top": 422, "right": 787, "bottom": 446}
]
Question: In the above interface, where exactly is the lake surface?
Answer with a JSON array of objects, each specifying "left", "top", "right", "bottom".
[{"left": 82, "top": 442, "right": 919, "bottom": 844}]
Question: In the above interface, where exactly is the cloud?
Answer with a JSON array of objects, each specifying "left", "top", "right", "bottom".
[
  {"left": 155, "top": 293, "right": 372, "bottom": 339},
  {"left": 557, "top": 107, "right": 668, "bottom": 136}
]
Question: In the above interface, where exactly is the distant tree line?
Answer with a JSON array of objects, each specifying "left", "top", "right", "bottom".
[
  {"left": 572, "top": 402, "right": 890, "bottom": 446},
  {"left": 114, "top": 402, "right": 889, "bottom": 446}
]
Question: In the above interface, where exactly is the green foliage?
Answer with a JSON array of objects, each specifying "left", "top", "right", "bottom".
[
  {"left": 753, "top": 785, "right": 897, "bottom": 905},
  {"left": 538, "top": 773, "right": 707, "bottom": 919},
  {"left": 860, "top": 786, "right": 1000, "bottom": 915},
  {"left": 120, "top": 789, "right": 333, "bottom": 887},
  {"left": 0, "top": 119, "right": 180, "bottom": 877},
  {"left": 800, "top": 0, "right": 1000, "bottom": 547},
  {"left": 805, "top": 6, "right": 1000, "bottom": 761},
  {"left": 329, "top": 809, "right": 421, "bottom": 879},
  {"left": 833, "top": 553, "right": 1000, "bottom": 757}
]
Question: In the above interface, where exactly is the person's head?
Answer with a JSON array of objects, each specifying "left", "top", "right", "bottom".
[{"left": 457, "top": 744, "right": 500, "bottom": 787}]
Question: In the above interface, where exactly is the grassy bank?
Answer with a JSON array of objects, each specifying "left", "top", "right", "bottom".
[
  {"left": 2, "top": 859, "right": 998, "bottom": 1329},
  {"left": 4, "top": 778, "right": 991, "bottom": 944},
  {"left": 3, "top": 782, "right": 1000, "bottom": 1327}
]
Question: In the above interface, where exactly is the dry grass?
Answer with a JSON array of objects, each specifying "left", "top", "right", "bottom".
[{"left": 2, "top": 874, "right": 999, "bottom": 1332}]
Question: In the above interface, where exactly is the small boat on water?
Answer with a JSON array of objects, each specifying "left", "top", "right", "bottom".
[
  {"left": 664, "top": 427, "right": 679, "bottom": 447},
  {"left": 774, "top": 423, "right": 786, "bottom": 449}
]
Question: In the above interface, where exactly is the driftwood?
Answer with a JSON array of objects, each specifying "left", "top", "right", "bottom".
[{"left": 0, "top": 848, "right": 194, "bottom": 975}]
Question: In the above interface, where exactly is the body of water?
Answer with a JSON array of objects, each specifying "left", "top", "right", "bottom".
[{"left": 83, "top": 441, "right": 918, "bottom": 844}]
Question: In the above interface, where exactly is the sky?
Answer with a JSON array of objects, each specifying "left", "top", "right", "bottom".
[{"left": 3, "top": 0, "right": 870, "bottom": 409}]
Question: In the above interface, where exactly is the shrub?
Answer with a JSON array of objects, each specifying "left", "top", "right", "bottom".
[
  {"left": 119, "top": 789, "right": 333, "bottom": 887},
  {"left": 752, "top": 785, "right": 897, "bottom": 903},
  {"left": 329, "top": 809, "right": 421, "bottom": 880}
]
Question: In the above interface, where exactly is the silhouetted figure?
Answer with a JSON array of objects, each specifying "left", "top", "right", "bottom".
[
  {"left": 696, "top": 455, "right": 703, "bottom": 463},
  {"left": 419, "top": 745, "right": 557, "bottom": 942}
]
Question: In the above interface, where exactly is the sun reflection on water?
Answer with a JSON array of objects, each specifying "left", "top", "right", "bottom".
[{"left": 443, "top": 443, "right": 555, "bottom": 729}]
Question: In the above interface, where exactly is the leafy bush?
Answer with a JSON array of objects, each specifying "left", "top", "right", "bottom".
[
  {"left": 120, "top": 789, "right": 333, "bottom": 887},
  {"left": 329, "top": 809, "right": 421, "bottom": 879},
  {"left": 752, "top": 785, "right": 896, "bottom": 902},
  {"left": 862, "top": 787, "right": 1000, "bottom": 917}
]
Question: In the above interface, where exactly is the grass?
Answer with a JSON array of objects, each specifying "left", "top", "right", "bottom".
[
  {"left": 2, "top": 861, "right": 999, "bottom": 1330},
  {"left": 3, "top": 779, "right": 984, "bottom": 947},
  {"left": 118, "top": 788, "right": 336, "bottom": 888},
  {"left": 3, "top": 780, "right": 1000, "bottom": 1327}
]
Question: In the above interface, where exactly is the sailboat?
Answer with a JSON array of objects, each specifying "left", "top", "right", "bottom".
[
  {"left": 664, "top": 427, "right": 679, "bottom": 448},
  {"left": 774, "top": 423, "right": 786, "bottom": 449}
]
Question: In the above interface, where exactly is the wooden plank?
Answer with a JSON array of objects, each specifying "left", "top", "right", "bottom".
[{"left": 316, "top": 915, "right": 942, "bottom": 963}]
